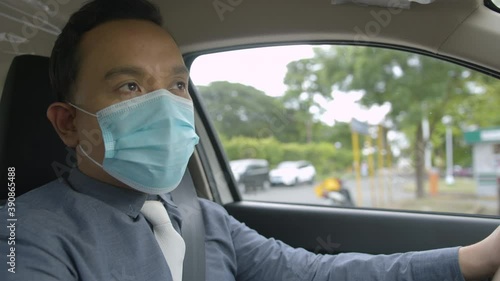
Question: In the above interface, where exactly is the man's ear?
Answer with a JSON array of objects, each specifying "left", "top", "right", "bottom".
[{"left": 47, "top": 102, "right": 79, "bottom": 148}]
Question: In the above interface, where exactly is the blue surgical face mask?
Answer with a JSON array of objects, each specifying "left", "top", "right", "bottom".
[{"left": 69, "top": 89, "right": 200, "bottom": 194}]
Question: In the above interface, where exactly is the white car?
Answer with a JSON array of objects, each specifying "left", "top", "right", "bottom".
[{"left": 270, "top": 161, "right": 316, "bottom": 186}]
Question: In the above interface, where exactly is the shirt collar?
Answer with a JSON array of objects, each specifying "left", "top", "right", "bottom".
[{"left": 66, "top": 168, "right": 151, "bottom": 218}]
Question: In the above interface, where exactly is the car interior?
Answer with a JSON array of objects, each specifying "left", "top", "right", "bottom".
[{"left": 1, "top": 0, "right": 499, "bottom": 279}]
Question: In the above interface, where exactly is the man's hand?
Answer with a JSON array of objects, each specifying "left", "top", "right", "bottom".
[{"left": 459, "top": 226, "right": 500, "bottom": 280}]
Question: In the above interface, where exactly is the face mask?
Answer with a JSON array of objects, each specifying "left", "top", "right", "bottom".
[{"left": 69, "top": 89, "right": 200, "bottom": 194}]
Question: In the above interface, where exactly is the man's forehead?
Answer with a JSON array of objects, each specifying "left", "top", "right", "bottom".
[
  {"left": 79, "top": 19, "right": 180, "bottom": 57},
  {"left": 77, "top": 20, "right": 185, "bottom": 76}
]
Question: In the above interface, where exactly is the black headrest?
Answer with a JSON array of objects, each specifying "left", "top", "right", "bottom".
[{"left": 0, "top": 55, "right": 68, "bottom": 199}]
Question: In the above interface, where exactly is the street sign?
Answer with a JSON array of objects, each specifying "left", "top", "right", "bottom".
[
  {"left": 464, "top": 127, "right": 500, "bottom": 144},
  {"left": 351, "top": 118, "right": 369, "bottom": 135}
]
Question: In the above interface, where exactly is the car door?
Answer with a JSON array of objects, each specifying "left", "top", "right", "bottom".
[
  {"left": 299, "top": 163, "right": 315, "bottom": 183},
  {"left": 254, "top": 162, "right": 270, "bottom": 189},
  {"left": 186, "top": 42, "right": 500, "bottom": 258},
  {"left": 296, "top": 163, "right": 307, "bottom": 183}
]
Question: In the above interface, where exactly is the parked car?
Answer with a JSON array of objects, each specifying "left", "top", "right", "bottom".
[
  {"left": 230, "top": 159, "right": 271, "bottom": 193},
  {"left": 270, "top": 161, "right": 316, "bottom": 186}
]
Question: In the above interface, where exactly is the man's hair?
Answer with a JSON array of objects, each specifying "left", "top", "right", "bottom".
[{"left": 49, "top": 0, "right": 163, "bottom": 102}]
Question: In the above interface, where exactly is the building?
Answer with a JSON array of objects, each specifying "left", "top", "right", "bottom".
[{"left": 464, "top": 127, "right": 500, "bottom": 197}]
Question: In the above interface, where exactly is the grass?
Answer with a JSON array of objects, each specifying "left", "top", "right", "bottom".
[
  {"left": 382, "top": 194, "right": 499, "bottom": 216},
  {"left": 402, "top": 178, "right": 476, "bottom": 195},
  {"left": 391, "top": 178, "right": 499, "bottom": 216},
  {"left": 321, "top": 174, "right": 500, "bottom": 216},
  {"left": 384, "top": 195, "right": 474, "bottom": 213}
]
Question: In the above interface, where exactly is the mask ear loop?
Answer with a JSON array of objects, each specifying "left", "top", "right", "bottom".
[
  {"left": 67, "top": 103, "right": 98, "bottom": 117},
  {"left": 67, "top": 103, "right": 103, "bottom": 168},
  {"left": 78, "top": 145, "right": 103, "bottom": 168}
]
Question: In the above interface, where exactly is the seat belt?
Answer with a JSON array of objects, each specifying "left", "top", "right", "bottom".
[{"left": 170, "top": 170, "right": 206, "bottom": 281}]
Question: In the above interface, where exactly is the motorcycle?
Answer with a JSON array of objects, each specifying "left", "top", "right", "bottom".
[{"left": 314, "top": 177, "right": 355, "bottom": 207}]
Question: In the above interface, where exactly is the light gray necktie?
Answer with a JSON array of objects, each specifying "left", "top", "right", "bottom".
[{"left": 141, "top": 200, "right": 185, "bottom": 281}]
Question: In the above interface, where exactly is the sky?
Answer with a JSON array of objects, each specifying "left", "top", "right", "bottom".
[
  {"left": 191, "top": 45, "right": 314, "bottom": 97},
  {"left": 190, "top": 45, "right": 391, "bottom": 127}
]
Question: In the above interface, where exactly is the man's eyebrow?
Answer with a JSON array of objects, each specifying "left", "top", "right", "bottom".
[
  {"left": 104, "top": 66, "right": 147, "bottom": 80},
  {"left": 172, "top": 65, "right": 189, "bottom": 76}
]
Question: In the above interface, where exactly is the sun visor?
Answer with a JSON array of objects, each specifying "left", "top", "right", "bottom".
[{"left": 331, "top": 0, "right": 435, "bottom": 9}]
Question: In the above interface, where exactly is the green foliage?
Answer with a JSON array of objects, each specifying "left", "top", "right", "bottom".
[
  {"left": 315, "top": 46, "right": 484, "bottom": 131},
  {"left": 221, "top": 136, "right": 353, "bottom": 177},
  {"left": 282, "top": 58, "right": 332, "bottom": 143},
  {"left": 198, "top": 81, "right": 309, "bottom": 143},
  {"left": 455, "top": 79, "right": 500, "bottom": 128},
  {"left": 197, "top": 81, "right": 289, "bottom": 140},
  {"left": 198, "top": 81, "right": 355, "bottom": 177},
  {"left": 197, "top": 81, "right": 348, "bottom": 144},
  {"left": 310, "top": 46, "right": 500, "bottom": 196},
  {"left": 325, "top": 122, "right": 353, "bottom": 150}
]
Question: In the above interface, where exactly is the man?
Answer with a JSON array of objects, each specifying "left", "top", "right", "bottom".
[{"left": 1, "top": 0, "right": 499, "bottom": 280}]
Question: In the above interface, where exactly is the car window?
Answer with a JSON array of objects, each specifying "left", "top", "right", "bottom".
[
  {"left": 488, "top": 0, "right": 500, "bottom": 11},
  {"left": 191, "top": 45, "right": 500, "bottom": 217},
  {"left": 247, "top": 165, "right": 259, "bottom": 171}
]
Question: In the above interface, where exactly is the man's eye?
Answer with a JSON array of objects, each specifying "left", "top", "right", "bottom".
[
  {"left": 175, "top": 81, "right": 187, "bottom": 91},
  {"left": 169, "top": 81, "right": 188, "bottom": 96},
  {"left": 118, "top": 82, "right": 142, "bottom": 93}
]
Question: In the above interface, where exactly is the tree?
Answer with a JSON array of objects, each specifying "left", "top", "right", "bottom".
[
  {"left": 282, "top": 59, "right": 329, "bottom": 143},
  {"left": 197, "top": 81, "right": 290, "bottom": 140},
  {"left": 312, "top": 46, "right": 486, "bottom": 198},
  {"left": 325, "top": 122, "right": 353, "bottom": 150},
  {"left": 198, "top": 81, "right": 335, "bottom": 144},
  {"left": 429, "top": 75, "right": 500, "bottom": 169}
]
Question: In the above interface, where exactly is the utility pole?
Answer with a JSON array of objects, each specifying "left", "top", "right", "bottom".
[{"left": 442, "top": 116, "right": 455, "bottom": 185}]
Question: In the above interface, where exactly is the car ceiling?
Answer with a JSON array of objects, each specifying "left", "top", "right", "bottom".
[{"left": 0, "top": 0, "right": 498, "bottom": 98}]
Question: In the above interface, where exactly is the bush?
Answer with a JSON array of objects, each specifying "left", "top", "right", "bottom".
[{"left": 221, "top": 136, "right": 353, "bottom": 178}]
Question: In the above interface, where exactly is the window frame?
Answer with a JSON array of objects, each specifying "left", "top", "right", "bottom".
[{"left": 485, "top": 0, "right": 500, "bottom": 13}]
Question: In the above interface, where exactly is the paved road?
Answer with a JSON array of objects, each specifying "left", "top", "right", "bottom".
[
  {"left": 243, "top": 183, "right": 332, "bottom": 206},
  {"left": 242, "top": 175, "right": 499, "bottom": 214},
  {"left": 243, "top": 175, "right": 415, "bottom": 208}
]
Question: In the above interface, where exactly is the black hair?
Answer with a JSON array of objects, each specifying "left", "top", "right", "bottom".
[{"left": 49, "top": 0, "right": 163, "bottom": 102}]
